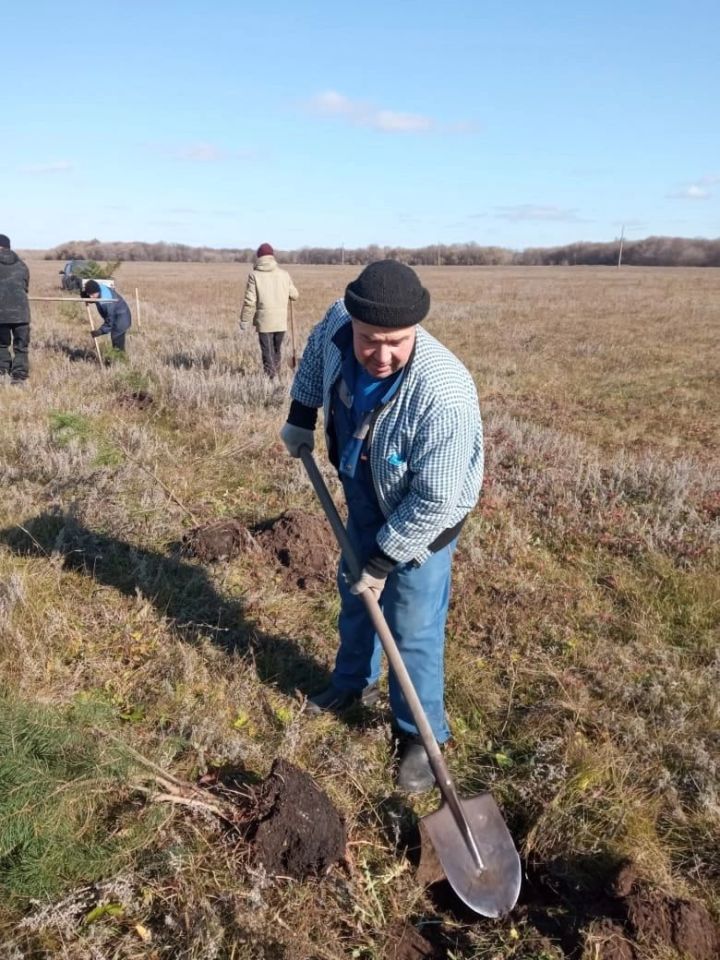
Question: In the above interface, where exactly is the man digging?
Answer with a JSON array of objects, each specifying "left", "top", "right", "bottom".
[
  {"left": 82, "top": 280, "right": 132, "bottom": 353},
  {"left": 281, "top": 260, "right": 483, "bottom": 792}
]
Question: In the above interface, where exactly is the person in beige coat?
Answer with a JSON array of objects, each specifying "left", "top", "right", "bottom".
[{"left": 240, "top": 243, "right": 299, "bottom": 378}]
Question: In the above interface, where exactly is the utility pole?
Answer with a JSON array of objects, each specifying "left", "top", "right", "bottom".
[{"left": 617, "top": 224, "right": 625, "bottom": 268}]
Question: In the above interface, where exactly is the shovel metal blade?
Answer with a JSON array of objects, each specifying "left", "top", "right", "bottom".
[{"left": 421, "top": 793, "right": 522, "bottom": 918}]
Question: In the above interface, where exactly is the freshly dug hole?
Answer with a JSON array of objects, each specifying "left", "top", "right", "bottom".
[
  {"left": 512, "top": 858, "right": 720, "bottom": 960},
  {"left": 118, "top": 390, "right": 153, "bottom": 409},
  {"left": 182, "top": 518, "right": 253, "bottom": 562}
]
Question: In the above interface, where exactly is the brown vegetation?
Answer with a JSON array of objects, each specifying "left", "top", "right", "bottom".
[{"left": 0, "top": 261, "right": 718, "bottom": 958}]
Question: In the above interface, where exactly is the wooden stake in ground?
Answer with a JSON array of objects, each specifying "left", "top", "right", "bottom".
[
  {"left": 28, "top": 297, "right": 115, "bottom": 302},
  {"left": 135, "top": 287, "right": 142, "bottom": 330},
  {"left": 288, "top": 299, "right": 297, "bottom": 369},
  {"left": 86, "top": 303, "right": 104, "bottom": 368}
]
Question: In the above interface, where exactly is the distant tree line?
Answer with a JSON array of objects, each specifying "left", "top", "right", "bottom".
[
  {"left": 43, "top": 236, "right": 720, "bottom": 267},
  {"left": 45, "top": 240, "right": 254, "bottom": 263}
]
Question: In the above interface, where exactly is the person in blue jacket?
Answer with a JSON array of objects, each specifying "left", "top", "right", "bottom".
[{"left": 82, "top": 280, "right": 132, "bottom": 351}]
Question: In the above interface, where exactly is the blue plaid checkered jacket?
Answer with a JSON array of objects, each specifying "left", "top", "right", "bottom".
[{"left": 291, "top": 299, "right": 484, "bottom": 565}]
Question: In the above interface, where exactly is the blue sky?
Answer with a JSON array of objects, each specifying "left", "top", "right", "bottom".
[{"left": 3, "top": 0, "right": 718, "bottom": 250}]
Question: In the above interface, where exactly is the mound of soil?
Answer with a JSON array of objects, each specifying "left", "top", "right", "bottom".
[
  {"left": 249, "top": 759, "right": 345, "bottom": 878},
  {"left": 624, "top": 888, "right": 719, "bottom": 960},
  {"left": 508, "top": 858, "right": 720, "bottom": 960},
  {"left": 183, "top": 509, "right": 337, "bottom": 588},
  {"left": 252, "top": 509, "right": 337, "bottom": 588}
]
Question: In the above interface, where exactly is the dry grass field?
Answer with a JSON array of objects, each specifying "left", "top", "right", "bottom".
[{"left": 0, "top": 260, "right": 718, "bottom": 959}]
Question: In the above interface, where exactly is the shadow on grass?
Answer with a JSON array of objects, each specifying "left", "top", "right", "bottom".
[
  {"left": 43, "top": 338, "right": 99, "bottom": 363},
  {"left": 0, "top": 511, "right": 329, "bottom": 699},
  {"left": 164, "top": 350, "right": 216, "bottom": 371},
  {"left": 163, "top": 350, "right": 250, "bottom": 377}
]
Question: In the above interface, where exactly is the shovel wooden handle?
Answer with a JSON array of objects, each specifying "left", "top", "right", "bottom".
[
  {"left": 288, "top": 299, "right": 297, "bottom": 369},
  {"left": 86, "top": 304, "right": 104, "bottom": 368},
  {"left": 298, "top": 446, "right": 486, "bottom": 872}
]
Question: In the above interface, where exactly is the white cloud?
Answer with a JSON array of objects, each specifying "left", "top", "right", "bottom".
[
  {"left": 19, "top": 160, "right": 73, "bottom": 174},
  {"left": 492, "top": 205, "right": 587, "bottom": 222},
  {"left": 372, "top": 110, "right": 433, "bottom": 133},
  {"left": 667, "top": 174, "right": 719, "bottom": 200},
  {"left": 312, "top": 90, "right": 356, "bottom": 115},
  {"left": 667, "top": 184, "right": 711, "bottom": 200},
  {"left": 305, "top": 90, "right": 471, "bottom": 135}
]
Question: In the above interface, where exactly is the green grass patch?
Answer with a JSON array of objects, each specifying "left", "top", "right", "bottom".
[
  {"left": 0, "top": 694, "right": 156, "bottom": 902},
  {"left": 49, "top": 411, "right": 93, "bottom": 446}
]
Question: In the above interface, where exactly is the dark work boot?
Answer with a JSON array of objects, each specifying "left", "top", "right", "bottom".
[
  {"left": 397, "top": 739, "right": 436, "bottom": 793},
  {"left": 306, "top": 682, "right": 380, "bottom": 716}
]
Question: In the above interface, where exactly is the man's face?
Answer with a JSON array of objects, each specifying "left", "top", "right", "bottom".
[{"left": 352, "top": 319, "right": 416, "bottom": 379}]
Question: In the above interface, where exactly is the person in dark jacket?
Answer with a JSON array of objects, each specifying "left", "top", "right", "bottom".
[
  {"left": 0, "top": 234, "right": 31, "bottom": 385},
  {"left": 82, "top": 280, "right": 132, "bottom": 351}
]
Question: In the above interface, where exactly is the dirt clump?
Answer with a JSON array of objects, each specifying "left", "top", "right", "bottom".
[
  {"left": 587, "top": 920, "right": 637, "bottom": 960},
  {"left": 252, "top": 509, "right": 337, "bottom": 588},
  {"left": 249, "top": 759, "right": 345, "bottom": 878},
  {"left": 625, "top": 889, "right": 720, "bottom": 960},
  {"left": 607, "top": 860, "right": 638, "bottom": 899},
  {"left": 502, "top": 858, "right": 719, "bottom": 960},
  {"left": 183, "top": 509, "right": 337, "bottom": 588},
  {"left": 383, "top": 922, "right": 438, "bottom": 960},
  {"left": 183, "top": 518, "right": 256, "bottom": 562}
]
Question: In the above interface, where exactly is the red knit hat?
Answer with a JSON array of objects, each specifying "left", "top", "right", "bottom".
[{"left": 256, "top": 243, "right": 274, "bottom": 257}]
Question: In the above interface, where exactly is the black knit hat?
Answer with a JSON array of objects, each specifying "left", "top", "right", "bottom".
[
  {"left": 344, "top": 259, "right": 430, "bottom": 328},
  {"left": 0, "top": 234, "right": 10, "bottom": 249}
]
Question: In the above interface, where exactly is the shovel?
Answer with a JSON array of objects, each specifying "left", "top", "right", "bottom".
[
  {"left": 298, "top": 447, "right": 521, "bottom": 918},
  {"left": 85, "top": 303, "right": 104, "bottom": 369}
]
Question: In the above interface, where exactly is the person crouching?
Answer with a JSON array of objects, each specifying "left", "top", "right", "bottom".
[{"left": 82, "top": 280, "right": 132, "bottom": 352}]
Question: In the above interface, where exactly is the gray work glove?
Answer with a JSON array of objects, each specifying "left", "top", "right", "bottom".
[
  {"left": 239, "top": 320, "right": 250, "bottom": 333},
  {"left": 350, "top": 569, "right": 387, "bottom": 601},
  {"left": 280, "top": 422, "right": 315, "bottom": 458}
]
